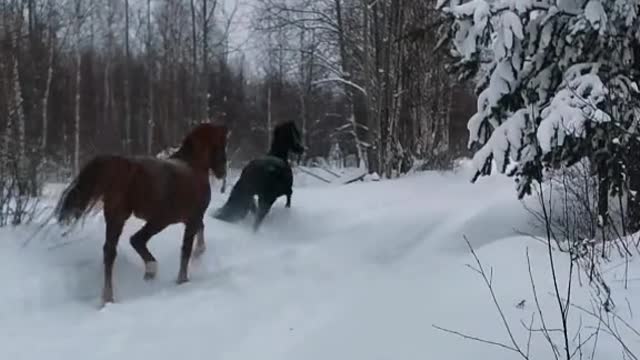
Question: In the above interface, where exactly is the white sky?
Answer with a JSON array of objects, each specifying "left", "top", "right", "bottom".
[{"left": 223, "top": 0, "right": 260, "bottom": 74}]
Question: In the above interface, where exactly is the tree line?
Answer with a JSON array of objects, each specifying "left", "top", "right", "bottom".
[
  {"left": 251, "top": 0, "right": 475, "bottom": 175},
  {"left": 0, "top": 0, "right": 472, "bottom": 173},
  {"left": 0, "top": 0, "right": 473, "bottom": 223}
]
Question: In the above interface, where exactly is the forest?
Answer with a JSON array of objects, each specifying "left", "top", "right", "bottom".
[{"left": 0, "top": 0, "right": 473, "bottom": 199}]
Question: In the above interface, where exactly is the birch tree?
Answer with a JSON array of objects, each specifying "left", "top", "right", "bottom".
[
  {"left": 73, "top": 0, "right": 83, "bottom": 174},
  {"left": 146, "top": 0, "right": 154, "bottom": 154},
  {"left": 124, "top": 0, "right": 132, "bottom": 153}
]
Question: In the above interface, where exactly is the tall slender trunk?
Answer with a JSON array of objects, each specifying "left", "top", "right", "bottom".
[
  {"left": 74, "top": 31, "right": 82, "bottom": 174},
  {"left": 10, "top": 19, "right": 26, "bottom": 185},
  {"left": 190, "top": 0, "right": 198, "bottom": 124},
  {"left": 298, "top": 30, "right": 308, "bottom": 154},
  {"left": 361, "top": 1, "right": 378, "bottom": 174},
  {"left": 104, "top": 0, "right": 114, "bottom": 150},
  {"left": 441, "top": 79, "right": 452, "bottom": 155},
  {"left": 124, "top": 0, "right": 132, "bottom": 153},
  {"left": 41, "top": 2, "right": 54, "bottom": 152},
  {"left": 147, "top": 0, "right": 154, "bottom": 154},
  {"left": 0, "top": 32, "right": 9, "bottom": 176},
  {"left": 381, "top": 1, "right": 395, "bottom": 177},
  {"left": 267, "top": 84, "right": 272, "bottom": 150},
  {"left": 334, "top": 0, "right": 365, "bottom": 169},
  {"left": 372, "top": 1, "right": 384, "bottom": 174},
  {"left": 390, "top": 0, "right": 404, "bottom": 174},
  {"left": 202, "top": 0, "right": 213, "bottom": 120},
  {"left": 104, "top": 60, "right": 111, "bottom": 146}
]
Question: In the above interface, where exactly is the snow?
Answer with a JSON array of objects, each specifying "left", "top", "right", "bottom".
[
  {"left": 584, "top": 0, "right": 608, "bottom": 32},
  {"left": 1, "top": 161, "right": 640, "bottom": 359},
  {"left": 537, "top": 70, "right": 611, "bottom": 153},
  {"left": 499, "top": 10, "right": 524, "bottom": 55}
]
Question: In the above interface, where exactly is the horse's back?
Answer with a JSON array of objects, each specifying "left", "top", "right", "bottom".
[
  {"left": 78, "top": 154, "right": 137, "bottom": 201},
  {"left": 119, "top": 156, "right": 209, "bottom": 222},
  {"left": 241, "top": 155, "right": 293, "bottom": 197}
]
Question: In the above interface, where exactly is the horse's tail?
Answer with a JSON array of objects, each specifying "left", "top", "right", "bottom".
[
  {"left": 212, "top": 177, "right": 254, "bottom": 223},
  {"left": 55, "top": 155, "right": 129, "bottom": 227}
]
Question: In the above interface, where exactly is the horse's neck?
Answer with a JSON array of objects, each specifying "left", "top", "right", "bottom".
[
  {"left": 268, "top": 146, "right": 288, "bottom": 162},
  {"left": 169, "top": 149, "right": 208, "bottom": 174}
]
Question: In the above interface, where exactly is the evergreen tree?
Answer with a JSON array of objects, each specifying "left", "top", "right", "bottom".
[{"left": 437, "top": 0, "right": 640, "bottom": 231}]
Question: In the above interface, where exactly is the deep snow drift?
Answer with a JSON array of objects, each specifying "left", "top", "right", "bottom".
[{"left": 1, "top": 161, "right": 639, "bottom": 359}]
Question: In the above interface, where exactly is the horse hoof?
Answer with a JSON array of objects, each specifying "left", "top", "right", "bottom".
[
  {"left": 101, "top": 295, "right": 115, "bottom": 306},
  {"left": 176, "top": 277, "right": 189, "bottom": 285},
  {"left": 143, "top": 272, "right": 156, "bottom": 281},
  {"left": 144, "top": 261, "right": 158, "bottom": 280},
  {"left": 193, "top": 245, "right": 206, "bottom": 258}
]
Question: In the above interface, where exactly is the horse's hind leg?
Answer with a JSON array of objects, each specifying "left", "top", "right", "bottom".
[
  {"left": 193, "top": 226, "right": 206, "bottom": 258},
  {"left": 253, "top": 195, "right": 276, "bottom": 232},
  {"left": 130, "top": 221, "right": 168, "bottom": 280},
  {"left": 102, "top": 212, "right": 127, "bottom": 305},
  {"left": 177, "top": 220, "right": 201, "bottom": 284},
  {"left": 248, "top": 196, "right": 258, "bottom": 214},
  {"left": 285, "top": 189, "right": 292, "bottom": 208}
]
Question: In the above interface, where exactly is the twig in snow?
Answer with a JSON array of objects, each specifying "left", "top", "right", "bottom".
[{"left": 432, "top": 325, "right": 524, "bottom": 355}]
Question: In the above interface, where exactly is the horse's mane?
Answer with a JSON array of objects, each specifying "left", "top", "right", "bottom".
[{"left": 168, "top": 123, "right": 227, "bottom": 164}]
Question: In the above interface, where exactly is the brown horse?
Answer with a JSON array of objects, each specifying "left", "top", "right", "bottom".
[{"left": 54, "top": 123, "right": 227, "bottom": 305}]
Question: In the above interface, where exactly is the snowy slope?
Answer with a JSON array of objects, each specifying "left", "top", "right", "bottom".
[{"left": 1, "top": 161, "right": 639, "bottom": 359}]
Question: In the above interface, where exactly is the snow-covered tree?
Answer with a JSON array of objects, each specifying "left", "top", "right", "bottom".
[{"left": 437, "top": 0, "right": 640, "bottom": 230}]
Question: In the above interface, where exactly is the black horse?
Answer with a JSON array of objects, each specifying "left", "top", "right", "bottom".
[{"left": 213, "top": 121, "right": 305, "bottom": 231}]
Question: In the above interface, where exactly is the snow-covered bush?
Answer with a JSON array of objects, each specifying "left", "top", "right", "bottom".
[{"left": 436, "top": 0, "right": 640, "bottom": 229}]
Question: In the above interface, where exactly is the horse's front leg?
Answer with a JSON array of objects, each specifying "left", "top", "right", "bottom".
[
  {"left": 193, "top": 226, "right": 206, "bottom": 258},
  {"left": 177, "top": 221, "right": 200, "bottom": 284},
  {"left": 285, "top": 190, "right": 292, "bottom": 208}
]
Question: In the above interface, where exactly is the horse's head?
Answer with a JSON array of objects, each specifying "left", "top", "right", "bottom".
[
  {"left": 179, "top": 123, "right": 228, "bottom": 179},
  {"left": 271, "top": 121, "right": 305, "bottom": 158}
]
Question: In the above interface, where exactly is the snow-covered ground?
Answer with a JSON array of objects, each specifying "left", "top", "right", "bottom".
[{"left": 1, "top": 160, "right": 639, "bottom": 359}]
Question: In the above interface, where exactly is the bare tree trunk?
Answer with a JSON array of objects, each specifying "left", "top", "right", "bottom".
[
  {"left": 441, "top": 79, "right": 452, "bottom": 155},
  {"left": 203, "top": 0, "right": 209, "bottom": 120},
  {"left": 361, "top": 0, "right": 378, "bottom": 174},
  {"left": 267, "top": 84, "right": 272, "bottom": 149},
  {"left": 104, "top": 60, "right": 111, "bottom": 142},
  {"left": 390, "top": 0, "right": 404, "bottom": 175},
  {"left": 334, "top": 0, "right": 365, "bottom": 169},
  {"left": 10, "top": 15, "right": 26, "bottom": 186},
  {"left": 0, "top": 19, "right": 10, "bottom": 173},
  {"left": 124, "top": 0, "right": 132, "bottom": 153},
  {"left": 74, "top": 3, "right": 82, "bottom": 175},
  {"left": 380, "top": 1, "right": 394, "bottom": 177},
  {"left": 104, "top": 0, "right": 114, "bottom": 149},
  {"left": 201, "top": 0, "right": 217, "bottom": 119},
  {"left": 41, "top": 0, "right": 54, "bottom": 152},
  {"left": 190, "top": 0, "right": 198, "bottom": 124},
  {"left": 147, "top": 0, "right": 154, "bottom": 154},
  {"left": 372, "top": 0, "right": 385, "bottom": 174},
  {"left": 298, "top": 29, "right": 311, "bottom": 155}
]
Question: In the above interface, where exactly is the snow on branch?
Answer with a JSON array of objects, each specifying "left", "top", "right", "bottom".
[
  {"left": 311, "top": 77, "right": 368, "bottom": 96},
  {"left": 538, "top": 66, "right": 611, "bottom": 153},
  {"left": 438, "top": 0, "right": 640, "bottom": 197},
  {"left": 471, "top": 108, "right": 534, "bottom": 177}
]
